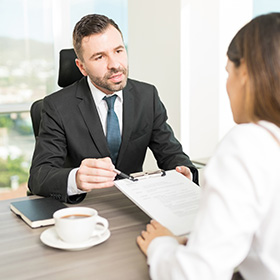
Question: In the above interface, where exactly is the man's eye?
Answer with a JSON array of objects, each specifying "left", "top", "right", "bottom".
[
  {"left": 96, "top": 56, "right": 103, "bottom": 60},
  {"left": 116, "top": 49, "right": 123, "bottom": 53}
]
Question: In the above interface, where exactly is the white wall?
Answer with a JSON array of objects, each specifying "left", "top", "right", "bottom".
[
  {"left": 128, "top": 0, "right": 181, "bottom": 170},
  {"left": 182, "top": 0, "right": 253, "bottom": 159},
  {"left": 181, "top": 0, "right": 220, "bottom": 160},
  {"left": 128, "top": 0, "right": 253, "bottom": 170},
  {"left": 218, "top": 1, "right": 253, "bottom": 139}
]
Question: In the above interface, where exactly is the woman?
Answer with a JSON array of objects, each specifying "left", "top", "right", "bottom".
[{"left": 137, "top": 13, "right": 280, "bottom": 280}]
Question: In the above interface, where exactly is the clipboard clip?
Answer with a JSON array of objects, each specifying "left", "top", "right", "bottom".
[{"left": 130, "top": 169, "right": 166, "bottom": 180}]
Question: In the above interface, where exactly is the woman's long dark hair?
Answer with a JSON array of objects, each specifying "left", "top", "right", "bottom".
[{"left": 227, "top": 13, "right": 280, "bottom": 127}]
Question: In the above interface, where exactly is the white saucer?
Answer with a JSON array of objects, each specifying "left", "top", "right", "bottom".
[{"left": 40, "top": 226, "right": 111, "bottom": 251}]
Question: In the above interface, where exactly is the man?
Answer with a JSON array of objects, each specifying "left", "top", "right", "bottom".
[{"left": 28, "top": 14, "right": 198, "bottom": 203}]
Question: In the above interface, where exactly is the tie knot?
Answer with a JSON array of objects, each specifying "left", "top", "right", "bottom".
[{"left": 103, "top": 95, "right": 117, "bottom": 110}]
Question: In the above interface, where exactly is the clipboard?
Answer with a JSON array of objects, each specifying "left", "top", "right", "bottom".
[
  {"left": 130, "top": 169, "right": 166, "bottom": 180},
  {"left": 114, "top": 169, "right": 201, "bottom": 236}
]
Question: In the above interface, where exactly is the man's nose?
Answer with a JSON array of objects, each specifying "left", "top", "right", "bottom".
[{"left": 107, "top": 55, "right": 120, "bottom": 70}]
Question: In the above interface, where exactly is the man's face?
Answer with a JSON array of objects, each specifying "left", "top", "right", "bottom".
[{"left": 76, "top": 25, "right": 128, "bottom": 95}]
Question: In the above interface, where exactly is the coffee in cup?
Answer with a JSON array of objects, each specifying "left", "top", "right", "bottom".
[{"left": 53, "top": 207, "right": 109, "bottom": 244}]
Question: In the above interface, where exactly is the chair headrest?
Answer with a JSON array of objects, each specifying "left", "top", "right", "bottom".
[{"left": 58, "top": 48, "right": 84, "bottom": 87}]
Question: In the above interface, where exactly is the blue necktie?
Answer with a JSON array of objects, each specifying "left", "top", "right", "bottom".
[{"left": 103, "top": 95, "right": 121, "bottom": 164}]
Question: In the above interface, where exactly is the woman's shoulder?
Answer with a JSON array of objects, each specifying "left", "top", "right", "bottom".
[
  {"left": 226, "top": 121, "right": 280, "bottom": 145},
  {"left": 213, "top": 122, "right": 280, "bottom": 163}
]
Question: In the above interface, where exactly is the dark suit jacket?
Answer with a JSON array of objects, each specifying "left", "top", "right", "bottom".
[{"left": 28, "top": 77, "right": 198, "bottom": 203}]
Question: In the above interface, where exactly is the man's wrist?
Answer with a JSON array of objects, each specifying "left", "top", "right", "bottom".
[{"left": 67, "top": 168, "right": 86, "bottom": 195}]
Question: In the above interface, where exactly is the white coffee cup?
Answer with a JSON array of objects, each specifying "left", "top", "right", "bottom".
[{"left": 53, "top": 207, "right": 109, "bottom": 244}]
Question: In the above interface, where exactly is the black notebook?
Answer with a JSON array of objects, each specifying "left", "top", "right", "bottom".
[{"left": 10, "top": 197, "right": 67, "bottom": 228}]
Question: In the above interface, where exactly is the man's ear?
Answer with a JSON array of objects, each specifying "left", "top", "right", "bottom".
[{"left": 75, "top": 58, "right": 87, "bottom": 76}]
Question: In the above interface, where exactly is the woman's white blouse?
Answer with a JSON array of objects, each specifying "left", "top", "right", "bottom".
[{"left": 147, "top": 121, "right": 280, "bottom": 280}]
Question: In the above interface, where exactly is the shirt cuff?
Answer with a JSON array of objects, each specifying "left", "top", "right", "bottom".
[
  {"left": 147, "top": 236, "right": 179, "bottom": 265},
  {"left": 67, "top": 168, "right": 87, "bottom": 196},
  {"left": 146, "top": 236, "right": 180, "bottom": 280}
]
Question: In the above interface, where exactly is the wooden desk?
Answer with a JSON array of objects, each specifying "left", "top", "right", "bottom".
[{"left": 0, "top": 187, "right": 151, "bottom": 279}]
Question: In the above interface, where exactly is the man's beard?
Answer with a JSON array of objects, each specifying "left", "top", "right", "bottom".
[{"left": 89, "top": 66, "right": 128, "bottom": 93}]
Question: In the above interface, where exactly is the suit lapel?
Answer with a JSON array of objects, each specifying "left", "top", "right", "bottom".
[
  {"left": 76, "top": 78, "right": 110, "bottom": 156},
  {"left": 117, "top": 81, "right": 134, "bottom": 165}
]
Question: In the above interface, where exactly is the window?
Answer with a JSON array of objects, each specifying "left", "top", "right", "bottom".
[
  {"left": 253, "top": 0, "right": 280, "bottom": 16},
  {"left": 0, "top": 0, "right": 127, "bottom": 200}
]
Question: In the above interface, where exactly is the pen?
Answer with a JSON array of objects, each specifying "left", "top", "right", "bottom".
[{"left": 114, "top": 169, "right": 138, "bottom": 182}]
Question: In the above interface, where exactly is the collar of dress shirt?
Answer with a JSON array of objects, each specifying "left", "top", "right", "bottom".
[
  {"left": 87, "top": 76, "right": 123, "bottom": 105},
  {"left": 86, "top": 76, "right": 123, "bottom": 136}
]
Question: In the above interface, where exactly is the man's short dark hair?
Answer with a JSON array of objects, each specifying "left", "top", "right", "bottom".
[{"left": 73, "top": 14, "right": 123, "bottom": 61}]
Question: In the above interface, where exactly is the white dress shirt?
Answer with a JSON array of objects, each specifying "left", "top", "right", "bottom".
[
  {"left": 147, "top": 121, "right": 280, "bottom": 280},
  {"left": 88, "top": 76, "right": 123, "bottom": 136},
  {"left": 67, "top": 76, "right": 123, "bottom": 195}
]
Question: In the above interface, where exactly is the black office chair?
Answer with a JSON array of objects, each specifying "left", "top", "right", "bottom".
[
  {"left": 57, "top": 48, "right": 83, "bottom": 88},
  {"left": 30, "top": 48, "right": 83, "bottom": 137},
  {"left": 30, "top": 99, "right": 44, "bottom": 137},
  {"left": 28, "top": 49, "right": 83, "bottom": 196}
]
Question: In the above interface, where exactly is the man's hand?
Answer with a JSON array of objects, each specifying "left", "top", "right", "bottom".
[
  {"left": 76, "top": 157, "right": 116, "bottom": 192},
  {"left": 176, "top": 166, "right": 192, "bottom": 180}
]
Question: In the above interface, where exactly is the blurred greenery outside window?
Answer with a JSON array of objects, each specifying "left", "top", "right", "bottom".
[
  {"left": 0, "top": 0, "right": 127, "bottom": 199},
  {"left": 0, "top": 0, "right": 54, "bottom": 197},
  {"left": 0, "top": 113, "right": 32, "bottom": 189}
]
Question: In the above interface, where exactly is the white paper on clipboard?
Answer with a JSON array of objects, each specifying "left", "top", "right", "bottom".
[{"left": 114, "top": 169, "right": 201, "bottom": 236}]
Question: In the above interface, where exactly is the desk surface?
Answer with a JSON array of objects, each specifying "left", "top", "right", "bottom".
[{"left": 0, "top": 187, "right": 151, "bottom": 280}]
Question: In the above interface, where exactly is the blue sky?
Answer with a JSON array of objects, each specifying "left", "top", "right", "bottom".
[
  {"left": 0, "top": 0, "right": 128, "bottom": 43},
  {"left": 1, "top": 0, "right": 279, "bottom": 43},
  {"left": 253, "top": 0, "right": 280, "bottom": 16}
]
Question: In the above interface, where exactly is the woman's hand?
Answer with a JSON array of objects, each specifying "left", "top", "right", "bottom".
[{"left": 137, "top": 220, "right": 188, "bottom": 256}]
